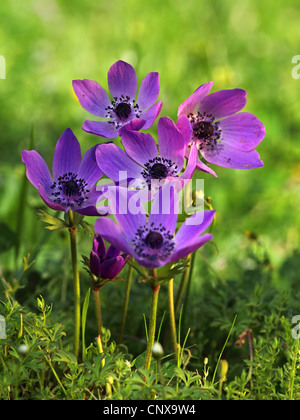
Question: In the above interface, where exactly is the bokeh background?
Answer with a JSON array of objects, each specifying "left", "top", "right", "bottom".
[{"left": 1, "top": 0, "right": 300, "bottom": 356}]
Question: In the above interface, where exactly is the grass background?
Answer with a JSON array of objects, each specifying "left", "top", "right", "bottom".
[{"left": 1, "top": 0, "right": 300, "bottom": 375}]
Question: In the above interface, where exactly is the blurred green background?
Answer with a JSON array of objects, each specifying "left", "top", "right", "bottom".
[{"left": 0, "top": 0, "right": 300, "bottom": 340}]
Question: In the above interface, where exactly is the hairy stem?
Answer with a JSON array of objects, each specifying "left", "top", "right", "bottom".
[
  {"left": 118, "top": 264, "right": 133, "bottom": 344},
  {"left": 168, "top": 278, "right": 178, "bottom": 359},
  {"left": 93, "top": 288, "right": 102, "bottom": 336},
  {"left": 144, "top": 275, "right": 160, "bottom": 370}
]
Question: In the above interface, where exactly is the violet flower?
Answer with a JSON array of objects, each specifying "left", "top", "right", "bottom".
[
  {"left": 90, "top": 235, "right": 127, "bottom": 281},
  {"left": 94, "top": 184, "right": 215, "bottom": 269},
  {"left": 73, "top": 60, "right": 162, "bottom": 139},
  {"left": 177, "top": 82, "right": 266, "bottom": 177},
  {"left": 96, "top": 116, "right": 198, "bottom": 193},
  {"left": 21, "top": 128, "right": 104, "bottom": 216}
]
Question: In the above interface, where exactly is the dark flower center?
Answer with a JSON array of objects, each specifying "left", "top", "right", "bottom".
[
  {"left": 145, "top": 231, "right": 164, "bottom": 250},
  {"left": 193, "top": 121, "right": 214, "bottom": 140},
  {"left": 63, "top": 179, "right": 80, "bottom": 196},
  {"left": 114, "top": 102, "right": 132, "bottom": 120},
  {"left": 149, "top": 163, "right": 169, "bottom": 180}
]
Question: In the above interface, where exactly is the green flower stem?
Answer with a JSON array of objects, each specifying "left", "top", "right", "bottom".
[
  {"left": 174, "top": 254, "right": 191, "bottom": 314},
  {"left": 93, "top": 287, "right": 103, "bottom": 336},
  {"left": 68, "top": 210, "right": 81, "bottom": 359},
  {"left": 144, "top": 274, "right": 160, "bottom": 370},
  {"left": 168, "top": 278, "right": 178, "bottom": 359},
  {"left": 181, "top": 251, "right": 196, "bottom": 326},
  {"left": 118, "top": 264, "right": 133, "bottom": 344}
]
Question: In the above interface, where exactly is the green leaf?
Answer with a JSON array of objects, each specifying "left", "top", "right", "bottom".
[{"left": 36, "top": 209, "right": 68, "bottom": 231}]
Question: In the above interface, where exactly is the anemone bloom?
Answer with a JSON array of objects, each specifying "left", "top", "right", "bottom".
[
  {"left": 177, "top": 82, "right": 266, "bottom": 177},
  {"left": 73, "top": 60, "right": 162, "bottom": 139},
  {"left": 21, "top": 128, "right": 104, "bottom": 216},
  {"left": 95, "top": 184, "right": 215, "bottom": 269},
  {"left": 90, "top": 235, "right": 128, "bottom": 281},
  {"left": 96, "top": 116, "right": 198, "bottom": 194}
]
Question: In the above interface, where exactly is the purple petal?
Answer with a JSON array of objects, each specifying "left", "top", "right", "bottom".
[
  {"left": 77, "top": 145, "right": 103, "bottom": 189},
  {"left": 100, "top": 256, "right": 127, "bottom": 279},
  {"left": 179, "top": 143, "right": 197, "bottom": 180},
  {"left": 22, "top": 150, "right": 53, "bottom": 192},
  {"left": 106, "top": 244, "right": 122, "bottom": 259},
  {"left": 90, "top": 250, "right": 101, "bottom": 277},
  {"left": 177, "top": 82, "right": 213, "bottom": 117},
  {"left": 158, "top": 117, "right": 186, "bottom": 171},
  {"left": 52, "top": 129, "right": 82, "bottom": 180},
  {"left": 174, "top": 210, "right": 215, "bottom": 246},
  {"left": 82, "top": 120, "right": 119, "bottom": 139},
  {"left": 200, "top": 141, "right": 264, "bottom": 169},
  {"left": 72, "top": 79, "right": 112, "bottom": 117},
  {"left": 119, "top": 118, "right": 146, "bottom": 135},
  {"left": 96, "top": 143, "right": 143, "bottom": 182},
  {"left": 73, "top": 186, "right": 105, "bottom": 216},
  {"left": 197, "top": 89, "right": 247, "bottom": 120},
  {"left": 195, "top": 155, "right": 218, "bottom": 177},
  {"left": 176, "top": 114, "right": 193, "bottom": 146},
  {"left": 108, "top": 60, "right": 137, "bottom": 100},
  {"left": 140, "top": 101, "right": 163, "bottom": 130},
  {"left": 148, "top": 183, "right": 179, "bottom": 235},
  {"left": 121, "top": 129, "right": 158, "bottom": 166},
  {"left": 218, "top": 112, "right": 266, "bottom": 151},
  {"left": 169, "top": 233, "right": 213, "bottom": 263},
  {"left": 95, "top": 217, "right": 134, "bottom": 256},
  {"left": 38, "top": 184, "right": 67, "bottom": 212},
  {"left": 105, "top": 187, "right": 146, "bottom": 242},
  {"left": 93, "top": 235, "right": 106, "bottom": 257},
  {"left": 136, "top": 72, "right": 160, "bottom": 110}
]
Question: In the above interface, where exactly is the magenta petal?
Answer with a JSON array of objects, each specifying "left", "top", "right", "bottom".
[
  {"left": 121, "top": 130, "right": 158, "bottom": 166},
  {"left": 136, "top": 72, "right": 160, "bottom": 110},
  {"left": 52, "top": 129, "right": 81, "bottom": 180},
  {"left": 96, "top": 143, "right": 142, "bottom": 181},
  {"left": 158, "top": 117, "right": 186, "bottom": 171},
  {"left": 201, "top": 141, "right": 264, "bottom": 169},
  {"left": 93, "top": 235, "right": 106, "bottom": 257},
  {"left": 100, "top": 256, "right": 126, "bottom": 279},
  {"left": 179, "top": 143, "right": 197, "bottom": 180},
  {"left": 77, "top": 145, "right": 103, "bottom": 189},
  {"left": 72, "top": 79, "right": 112, "bottom": 117},
  {"left": 218, "top": 112, "right": 266, "bottom": 151},
  {"left": 140, "top": 101, "right": 163, "bottom": 130},
  {"left": 119, "top": 118, "right": 146, "bottom": 135},
  {"left": 108, "top": 60, "right": 137, "bottom": 100},
  {"left": 176, "top": 114, "right": 193, "bottom": 146},
  {"left": 177, "top": 82, "right": 213, "bottom": 117},
  {"left": 197, "top": 89, "right": 247, "bottom": 120},
  {"left": 21, "top": 150, "right": 53, "bottom": 192},
  {"left": 82, "top": 120, "right": 119, "bottom": 139},
  {"left": 90, "top": 251, "right": 101, "bottom": 277}
]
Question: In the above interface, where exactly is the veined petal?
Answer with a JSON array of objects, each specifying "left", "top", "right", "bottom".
[
  {"left": 177, "top": 82, "right": 213, "bottom": 117},
  {"left": 72, "top": 79, "right": 112, "bottom": 117},
  {"left": 38, "top": 184, "right": 67, "bottom": 212},
  {"left": 77, "top": 145, "right": 103, "bottom": 189},
  {"left": 52, "top": 128, "right": 81, "bottom": 180},
  {"left": 100, "top": 256, "right": 127, "bottom": 279},
  {"left": 179, "top": 143, "right": 197, "bottom": 180},
  {"left": 176, "top": 114, "right": 193, "bottom": 147},
  {"left": 140, "top": 101, "right": 163, "bottom": 130},
  {"left": 96, "top": 143, "right": 142, "bottom": 181},
  {"left": 218, "top": 112, "right": 266, "bottom": 151},
  {"left": 108, "top": 60, "right": 137, "bottom": 101},
  {"left": 158, "top": 117, "right": 185, "bottom": 171},
  {"left": 22, "top": 150, "right": 53, "bottom": 192},
  {"left": 82, "top": 120, "right": 119, "bottom": 139},
  {"left": 197, "top": 88, "right": 247, "bottom": 120},
  {"left": 136, "top": 72, "right": 160, "bottom": 111},
  {"left": 201, "top": 141, "right": 264, "bottom": 169},
  {"left": 121, "top": 129, "right": 158, "bottom": 166}
]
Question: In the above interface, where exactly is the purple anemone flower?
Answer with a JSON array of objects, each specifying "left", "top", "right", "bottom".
[
  {"left": 90, "top": 235, "right": 128, "bottom": 280},
  {"left": 21, "top": 128, "right": 104, "bottom": 216},
  {"left": 94, "top": 184, "right": 215, "bottom": 269},
  {"left": 73, "top": 60, "right": 163, "bottom": 139},
  {"left": 96, "top": 117, "right": 198, "bottom": 194},
  {"left": 177, "top": 82, "right": 266, "bottom": 177}
]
